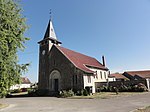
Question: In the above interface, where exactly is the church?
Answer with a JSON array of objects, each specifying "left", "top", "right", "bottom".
[{"left": 38, "top": 18, "right": 109, "bottom": 95}]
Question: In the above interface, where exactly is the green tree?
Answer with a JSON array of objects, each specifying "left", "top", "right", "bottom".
[{"left": 0, "top": 0, "right": 29, "bottom": 97}]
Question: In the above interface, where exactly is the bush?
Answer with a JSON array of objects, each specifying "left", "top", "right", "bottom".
[
  {"left": 82, "top": 89, "right": 88, "bottom": 96},
  {"left": 36, "top": 89, "right": 49, "bottom": 96},
  {"left": 0, "top": 89, "right": 7, "bottom": 98},
  {"left": 98, "top": 83, "right": 148, "bottom": 92},
  {"left": 136, "top": 83, "right": 148, "bottom": 92},
  {"left": 13, "top": 89, "right": 22, "bottom": 93},
  {"left": 59, "top": 89, "right": 74, "bottom": 98},
  {"left": 75, "top": 89, "right": 89, "bottom": 96},
  {"left": 21, "top": 88, "right": 27, "bottom": 92},
  {"left": 76, "top": 90, "right": 82, "bottom": 96},
  {"left": 100, "top": 86, "right": 112, "bottom": 92}
]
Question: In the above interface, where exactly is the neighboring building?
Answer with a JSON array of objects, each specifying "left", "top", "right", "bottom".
[
  {"left": 10, "top": 77, "right": 31, "bottom": 90},
  {"left": 109, "top": 73, "right": 129, "bottom": 81},
  {"left": 108, "top": 75, "right": 116, "bottom": 82},
  {"left": 123, "top": 70, "right": 150, "bottom": 80},
  {"left": 38, "top": 18, "right": 109, "bottom": 94},
  {"left": 123, "top": 70, "right": 150, "bottom": 90}
]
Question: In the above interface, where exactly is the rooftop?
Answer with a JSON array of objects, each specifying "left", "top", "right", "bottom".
[
  {"left": 125, "top": 70, "right": 150, "bottom": 78},
  {"left": 56, "top": 45, "right": 108, "bottom": 74}
]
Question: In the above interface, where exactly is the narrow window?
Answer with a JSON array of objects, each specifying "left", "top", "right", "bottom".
[
  {"left": 87, "top": 76, "right": 91, "bottom": 83},
  {"left": 95, "top": 71, "right": 98, "bottom": 79},
  {"left": 100, "top": 71, "right": 103, "bottom": 79},
  {"left": 95, "top": 74, "right": 98, "bottom": 79},
  {"left": 104, "top": 72, "right": 107, "bottom": 79}
]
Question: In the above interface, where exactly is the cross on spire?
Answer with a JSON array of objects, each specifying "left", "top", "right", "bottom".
[{"left": 49, "top": 9, "right": 52, "bottom": 20}]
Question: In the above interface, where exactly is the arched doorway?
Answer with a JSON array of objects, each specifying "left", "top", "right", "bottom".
[{"left": 49, "top": 70, "right": 61, "bottom": 92}]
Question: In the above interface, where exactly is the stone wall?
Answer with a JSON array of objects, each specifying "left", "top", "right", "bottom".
[{"left": 48, "top": 46, "right": 84, "bottom": 92}]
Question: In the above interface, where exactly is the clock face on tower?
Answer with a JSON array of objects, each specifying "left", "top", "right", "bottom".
[{"left": 42, "top": 50, "right": 45, "bottom": 55}]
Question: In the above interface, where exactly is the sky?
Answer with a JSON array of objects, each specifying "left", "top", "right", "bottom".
[{"left": 19, "top": 0, "right": 150, "bottom": 82}]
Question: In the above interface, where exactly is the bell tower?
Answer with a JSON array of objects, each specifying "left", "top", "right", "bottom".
[{"left": 38, "top": 18, "right": 62, "bottom": 89}]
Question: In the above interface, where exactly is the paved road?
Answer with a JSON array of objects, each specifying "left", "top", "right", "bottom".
[{"left": 0, "top": 93, "right": 150, "bottom": 112}]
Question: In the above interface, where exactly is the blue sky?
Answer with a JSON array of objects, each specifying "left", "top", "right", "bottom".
[{"left": 19, "top": 0, "right": 150, "bottom": 82}]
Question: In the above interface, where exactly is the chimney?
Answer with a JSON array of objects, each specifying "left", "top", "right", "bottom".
[{"left": 102, "top": 55, "right": 106, "bottom": 67}]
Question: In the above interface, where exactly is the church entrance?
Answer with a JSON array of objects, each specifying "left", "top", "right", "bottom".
[
  {"left": 54, "top": 79, "right": 59, "bottom": 91},
  {"left": 49, "top": 70, "right": 61, "bottom": 92}
]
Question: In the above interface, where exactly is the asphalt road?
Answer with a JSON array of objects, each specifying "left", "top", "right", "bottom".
[{"left": 0, "top": 92, "right": 150, "bottom": 112}]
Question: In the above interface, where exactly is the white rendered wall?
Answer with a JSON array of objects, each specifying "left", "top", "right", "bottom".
[
  {"left": 88, "top": 68, "right": 109, "bottom": 82},
  {"left": 83, "top": 75, "right": 95, "bottom": 93},
  {"left": 108, "top": 77, "right": 116, "bottom": 82},
  {"left": 83, "top": 67, "right": 109, "bottom": 93},
  {"left": 10, "top": 84, "right": 31, "bottom": 90}
]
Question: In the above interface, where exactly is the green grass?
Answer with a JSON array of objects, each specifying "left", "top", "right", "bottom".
[
  {"left": 0, "top": 103, "right": 9, "bottom": 109},
  {"left": 10, "top": 91, "right": 28, "bottom": 96},
  {"left": 68, "top": 92, "right": 145, "bottom": 99}
]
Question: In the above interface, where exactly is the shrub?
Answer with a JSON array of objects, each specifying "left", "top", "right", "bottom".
[
  {"left": 82, "top": 89, "right": 88, "bottom": 96},
  {"left": 113, "top": 87, "right": 119, "bottom": 94},
  {"left": 68, "top": 89, "right": 74, "bottom": 96},
  {"left": 13, "top": 89, "right": 22, "bottom": 93},
  {"left": 136, "top": 83, "right": 148, "bottom": 92},
  {"left": 0, "top": 90, "right": 7, "bottom": 98},
  {"left": 35, "top": 89, "right": 49, "bottom": 96},
  {"left": 98, "top": 83, "right": 148, "bottom": 92},
  {"left": 59, "top": 89, "right": 74, "bottom": 98},
  {"left": 76, "top": 90, "right": 82, "bottom": 96},
  {"left": 21, "top": 88, "right": 27, "bottom": 92},
  {"left": 119, "top": 85, "right": 128, "bottom": 92}
]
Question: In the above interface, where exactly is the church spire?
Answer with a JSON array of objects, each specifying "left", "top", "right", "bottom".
[
  {"left": 43, "top": 19, "right": 57, "bottom": 40},
  {"left": 38, "top": 12, "right": 62, "bottom": 45}
]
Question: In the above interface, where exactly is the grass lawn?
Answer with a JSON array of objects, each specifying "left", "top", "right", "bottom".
[
  {"left": 0, "top": 103, "right": 9, "bottom": 109},
  {"left": 133, "top": 106, "right": 150, "bottom": 112},
  {"left": 68, "top": 92, "right": 146, "bottom": 99},
  {"left": 10, "top": 92, "right": 28, "bottom": 96}
]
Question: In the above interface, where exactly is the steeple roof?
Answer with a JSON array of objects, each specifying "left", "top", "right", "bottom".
[
  {"left": 38, "top": 19, "right": 62, "bottom": 45},
  {"left": 44, "top": 19, "right": 57, "bottom": 40}
]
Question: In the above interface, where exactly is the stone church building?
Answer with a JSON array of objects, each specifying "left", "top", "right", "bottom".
[{"left": 38, "top": 19, "right": 109, "bottom": 94}]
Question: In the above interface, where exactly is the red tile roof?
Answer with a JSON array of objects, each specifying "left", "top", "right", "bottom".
[
  {"left": 21, "top": 77, "right": 31, "bottom": 84},
  {"left": 125, "top": 70, "right": 150, "bottom": 79},
  {"left": 56, "top": 46, "right": 108, "bottom": 73},
  {"left": 109, "top": 73, "right": 128, "bottom": 79}
]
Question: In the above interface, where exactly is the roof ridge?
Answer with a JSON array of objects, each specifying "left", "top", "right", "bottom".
[
  {"left": 126, "top": 70, "right": 150, "bottom": 73},
  {"left": 56, "top": 46, "right": 97, "bottom": 60},
  {"left": 55, "top": 45, "right": 94, "bottom": 73},
  {"left": 54, "top": 45, "right": 107, "bottom": 73}
]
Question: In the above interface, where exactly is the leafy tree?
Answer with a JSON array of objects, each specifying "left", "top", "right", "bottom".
[{"left": 0, "top": 0, "right": 29, "bottom": 97}]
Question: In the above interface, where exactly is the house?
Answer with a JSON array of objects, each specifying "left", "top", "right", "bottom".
[
  {"left": 10, "top": 77, "right": 31, "bottom": 90},
  {"left": 108, "top": 75, "right": 116, "bottom": 82},
  {"left": 123, "top": 70, "right": 150, "bottom": 80},
  {"left": 38, "top": 18, "right": 109, "bottom": 94},
  {"left": 123, "top": 70, "right": 150, "bottom": 90},
  {"left": 109, "top": 73, "right": 129, "bottom": 81}
]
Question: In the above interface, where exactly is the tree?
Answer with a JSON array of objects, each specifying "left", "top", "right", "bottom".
[{"left": 0, "top": 0, "right": 29, "bottom": 97}]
